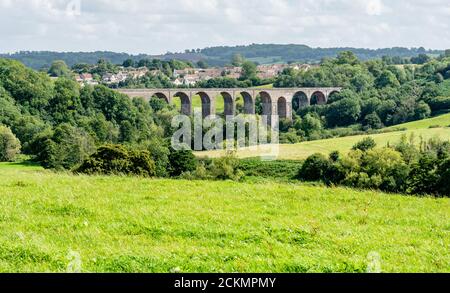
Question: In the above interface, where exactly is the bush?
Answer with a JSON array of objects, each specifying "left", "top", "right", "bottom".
[
  {"left": 168, "top": 148, "right": 197, "bottom": 176},
  {"left": 352, "top": 137, "right": 376, "bottom": 152},
  {"left": 210, "top": 153, "right": 243, "bottom": 181},
  {"left": 426, "top": 96, "right": 450, "bottom": 112},
  {"left": 76, "top": 144, "right": 156, "bottom": 177},
  {"left": 0, "top": 125, "right": 21, "bottom": 162},
  {"left": 36, "top": 124, "right": 96, "bottom": 170},
  {"left": 408, "top": 153, "right": 440, "bottom": 195},
  {"left": 363, "top": 113, "right": 383, "bottom": 130},
  {"left": 297, "top": 153, "right": 330, "bottom": 182},
  {"left": 142, "top": 138, "right": 170, "bottom": 177},
  {"left": 181, "top": 163, "right": 211, "bottom": 180},
  {"left": 436, "top": 159, "right": 450, "bottom": 195}
]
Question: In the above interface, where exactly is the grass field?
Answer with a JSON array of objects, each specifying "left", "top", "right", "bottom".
[
  {"left": 197, "top": 115, "right": 450, "bottom": 160},
  {"left": 388, "top": 113, "right": 450, "bottom": 130},
  {"left": 0, "top": 164, "right": 448, "bottom": 273}
]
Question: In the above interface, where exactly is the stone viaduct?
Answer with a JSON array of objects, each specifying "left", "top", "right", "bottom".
[{"left": 116, "top": 87, "right": 341, "bottom": 120}]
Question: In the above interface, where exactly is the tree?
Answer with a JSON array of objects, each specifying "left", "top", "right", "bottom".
[
  {"left": 326, "top": 98, "right": 361, "bottom": 127},
  {"left": 364, "top": 112, "right": 383, "bottom": 130},
  {"left": 122, "top": 59, "right": 135, "bottom": 68},
  {"left": 435, "top": 73, "right": 444, "bottom": 84},
  {"left": 196, "top": 60, "right": 209, "bottom": 69},
  {"left": 47, "top": 78, "right": 82, "bottom": 124},
  {"left": 351, "top": 73, "right": 374, "bottom": 93},
  {"left": 149, "top": 97, "right": 168, "bottom": 112},
  {"left": 376, "top": 70, "right": 400, "bottom": 88},
  {"left": 362, "top": 148, "right": 408, "bottom": 192},
  {"left": 408, "top": 153, "right": 440, "bottom": 195},
  {"left": 301, "top": 114, "right": 322, "bottom": 136},
  {"left": 411, "top": 54, "right": 431, "bottom": 64},
  {"left": 142, "top": 138, "right": 170, "bottom": 177},
  {"left": 352, "top": 137, "right": 376, "bottom": 152},
  {"left": 38, "top": 124, "right": 96, "bottom": 170},
  {"left": 335, "top": 51, "right": 359, "bottom": 65},
  {"left": 436, "top": 159, "right": 450, "bottom": 195},
  {"left": 48, "top": 60, "right": 71, "bottom": 78},
  {"left": 231, "top": 53, "right": 244, "bottom": 66},
  {"left": 444, "top": 49, "right": 450, "bottom": 58},
  {"left": 240, "top": 61, "right": 258, "bottom": 81},
  {"left": 0, "top": 125, "right": 21, "bottom": 162},
  {"left": 414, "top": 101, "right": 431, "bottom": 120}
]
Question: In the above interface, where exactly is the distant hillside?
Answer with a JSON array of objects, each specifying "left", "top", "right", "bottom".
[
  {"left": 200, "top": 44, "right": 444, "bottom": 65},
  {"left": 0, "top": 44, "right": 444, "bottom": 70}
]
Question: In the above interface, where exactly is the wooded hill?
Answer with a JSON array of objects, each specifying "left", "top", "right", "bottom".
[{"left": 1, "top": 44, "right": 444, "bottom": 70}]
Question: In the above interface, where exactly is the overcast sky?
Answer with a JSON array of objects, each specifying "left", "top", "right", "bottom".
[{"left": 0, "top": 0, "right": 449, "bottom": 54}]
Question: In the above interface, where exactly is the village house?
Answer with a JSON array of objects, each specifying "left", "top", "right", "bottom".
[
  {"left": 256, "top": 64, "right": 289, "bottom": 79},
  {"left": 75, "top": 73, "right": 98, "bottom": 86},
  {"left": 222, "top": 66, "right": 242, "bottom": 79},
  {"left": 126, "top": 67, "right": 149, "bottom": 79}
]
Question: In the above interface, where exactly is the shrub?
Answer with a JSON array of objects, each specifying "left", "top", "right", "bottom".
[
  {"left": 168, "top": 148, "right": 197, "bottom": 176},
  {"left": 362, "top": 148, "right": 409, "bottom": 192},
  {"left": 436, "top": 159, "right": 450, "bottom": 196},
  {"left": 297, "top": 153, "right": 330, "bottom": 182},
  {"left": 426, "top": 96, "right": 450, "bottom": 112},
  {"left": 407, "top": 153, "right": 440, "bottom": 195},
  {"left": 76, "top": 144, "right": 156, "bottom": 177},
  {"left": 128, "top": 150, "right": 157, "bottom": 177},
  {"left": 181, "top": 163, "right": 211, "bottom": 180},
  {"left": 142, "top": 138, "right": 170, "bottom": 177},
  {"left": 352, "top": 137, "right": 376, "bottom": 152},
  {"left": 210, "top": 153, "right": 243, "bottom": 181},
  {"left": 0, "top": 125, "right": 21, "bottom": 162},
  {"left": 363, "top": 113, "right": 383, "bottom": 130},
  {"left": 37, "top": 124, "right": 96, "bottom": 170}
]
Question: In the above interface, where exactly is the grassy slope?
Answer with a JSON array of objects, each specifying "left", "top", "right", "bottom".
[
  {"left": 0, "top": 164, "right": 448, "bottom": 273},
  {"left": 197, "top": 115, "right": 450, "bottom": 160},
  {"left": 388, "top": 113, "right": 450, "bottom": 130}
]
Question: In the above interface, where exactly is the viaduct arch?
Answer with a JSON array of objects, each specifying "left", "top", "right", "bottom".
[{"left": 116, "top": 87, "right": 342, "bottom": 121}]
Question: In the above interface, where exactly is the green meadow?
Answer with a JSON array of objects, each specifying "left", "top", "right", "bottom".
[
  {"left": 197, "top": 114, "right": 450, "bottom": 160},
  {"left": 0, "top": 164, "right": 448, "bottom": 273}
]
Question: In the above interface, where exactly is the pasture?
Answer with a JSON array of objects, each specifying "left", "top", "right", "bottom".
[{"left": 0, "top": 164, "right": 448, "bottom": 272}]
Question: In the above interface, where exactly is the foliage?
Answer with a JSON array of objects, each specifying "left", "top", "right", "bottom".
[
  {"left": 48, "top": 60, "right": 71, "bottom": 78},
  {"left": 1, "top": 46, "right": 443, "bottom": 69},
  {"left": 0, "top": 125, "right": 21, "bottom": 162},
  {"left": 297, "top": 137, "right": 450, "bottom": 196},
  {"left": 352, "top": 137, "right": 377, "bottom": 152},
  {"left": 168, "top": 148, "right": 197, "bottom": 176},
  {"left": 76, "top": 144, "right": 156, "bottom": 177},
  {"left": 35, "top": 124, "right": 96, "bottom": 170},
  {"left": 209, "top": 153, "right": 243, "bottom": 181},
  {"left": 297, "top": 153, "right": 330, "bottom": 182}
]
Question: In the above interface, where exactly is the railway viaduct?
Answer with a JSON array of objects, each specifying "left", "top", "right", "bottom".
[{"left": 116, "top": 87, "right": 341, "bottom": 120}]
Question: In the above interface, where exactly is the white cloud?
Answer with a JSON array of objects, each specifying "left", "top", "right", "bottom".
[
  {"left": 365, "top": 0, "right": 384, "bottom": 16},
  {"left": 0, "top": 0, "right": 449, "bottom": 53}
]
